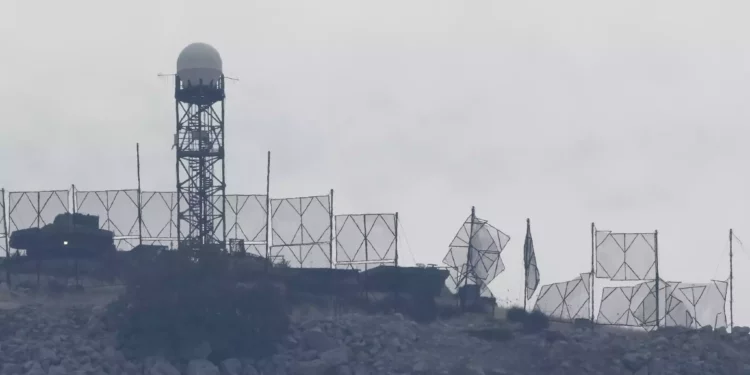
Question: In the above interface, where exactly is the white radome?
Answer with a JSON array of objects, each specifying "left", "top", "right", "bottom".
[{"left": 176, "top": 42, "right": 223, "bottom": 87}]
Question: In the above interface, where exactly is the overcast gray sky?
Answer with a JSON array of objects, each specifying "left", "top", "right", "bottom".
[{"left": 3, "top": 0, "right": 750, "bottom": 324}]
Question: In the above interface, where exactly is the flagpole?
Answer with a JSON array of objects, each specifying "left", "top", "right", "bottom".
[
  {"left": 730, "top": 229, "right": 734, "bottom": 330},
  {"left": 524, "top": 218, "right": 530, "bottom": 310}
]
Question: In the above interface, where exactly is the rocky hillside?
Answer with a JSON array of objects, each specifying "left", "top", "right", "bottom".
[{"left": 1, "top": 286, "right": 750, "bottom": 375}]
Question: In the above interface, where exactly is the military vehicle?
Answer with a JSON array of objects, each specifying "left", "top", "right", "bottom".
[{"left": 9, "top": 213, "right": 115, "bottom": 259}]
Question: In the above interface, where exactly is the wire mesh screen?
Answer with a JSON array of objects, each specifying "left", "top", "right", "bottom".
[
  {"left": 335, "top": 213, "right": 397, "bottom": 267},
  {"left": 533, "top": 273, "right": 591, "bottom": 321},
  {"left": 8, "top": 190, "right": 70, "bottom": 231},
  {"left": 270, "top": 195, "right": 332, "bottom": 268},
  {"left": 75, "top": 190, "right": 140, "bottom": 251},
  {"left": 442, "top": 214, "right": 510, "bottom": 297},
  {"left": 595, "top": 279, "right": 727, "bottom": 329},
  {"left": 597, "top": 281, "right": 662, "bottom": 327},
  {"left": 225, "top": 194, "right": 267, "bottom": 257},
  {"left": 596, "top": 231, "right": 656, "bottom": 280},
  {"left": 669, "top": 280, "right": 728, "bottom": 329},
  {"left": 140, "top": 191, "right": 179, "bottom": 249}
]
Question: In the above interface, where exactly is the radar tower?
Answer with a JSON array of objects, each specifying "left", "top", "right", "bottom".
[{"left": 173, "top": 42, "right": 227, "bottom": 252}]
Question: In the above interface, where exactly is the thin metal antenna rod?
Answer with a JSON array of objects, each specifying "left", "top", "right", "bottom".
[
  {"left": 328, "top": 188, "right": 334, "bottom": 269},
  {"left": 730, "top": 228, "right": 734, "bottom": 330},
  {"left": 461, "top": 206, "right": 476, "bottom": 311},
  {"left": 524, "top": 218, "right": 530, "bottom": 311},
  {"left": 265, "top": 151, "right": 271, "bottom": 272},
  {"left": 590, "top": 222, "right": 596, "bottom": 322},
  {"left": 136, "top": 143, "right": 143, "bottom": 246},
  {"left": 654, "top": 230, "right": 660, "bottom": 329},
  {"left": 3, "top": 189, "right": 10, "bottom": 286}
]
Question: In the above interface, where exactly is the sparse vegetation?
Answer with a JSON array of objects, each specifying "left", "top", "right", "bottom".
[
  {"left": 506, "top": 306, "right": 528, "bottom": 323},
  {"left": 522, "top": 309, "right": 550, "bottom": 333},
  {"left": 106, "top": 251, "right": 290, "bottom": 362},
  {"left": 466, "top": 326, "right": 515, "bottom": 342}
]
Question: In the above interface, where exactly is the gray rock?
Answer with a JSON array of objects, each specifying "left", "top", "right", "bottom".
[
  {"left": 319, "top": 346, "right": 350, "bottom": 367},
  {"left": 243, "top": 364, "right": 260, "bottom": 375},
  {"left": 412, "top": 359, "right": 430, "bottom": 373},
  {"left": 292, "top": 359, "right": 331, "bottom": 375},
  {"left": 302, "top": 329, "right": 339, "bottom": 352},
  {"left": 187, "top": 359, "right": 220, "bottom": 375},
  {"left": 148, "top": 359, "right": 181, "bottom": 375},
  {"left": 23, "top": 362, "right": 44, "bottom": 375},
  {"left": 220, "top": 358, "right": 242, "bottom": 375},
  {"left": 622, "top": 351, "right": 652, "bottom": 372}
]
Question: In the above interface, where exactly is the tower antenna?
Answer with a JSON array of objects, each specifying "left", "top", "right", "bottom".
[{"left": 173, "top": 42, "right": 228, "bottom": 254}]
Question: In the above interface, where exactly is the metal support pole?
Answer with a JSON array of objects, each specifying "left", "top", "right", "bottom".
[
  {"left": 654, "top": 230, "right": 660, "bottom": 329},
  {"left": 71, "top": 185, "right": 77, "bottom": 214},
  {"left": 461, "top": 206, "right": 476, "bottom": 310},
  {"left": 265, "top": 151, "right": 271, "bottom": 272},
  {"left": 590, "top": 222, "right": 595, "bottom": 322},
  {"left": 394, "top": 212, "right": 400, "bottom": 304},
  {"left": 394, "top": 213, "right": 399, "bottom": 268},
  {"left": 3, "top": 189, "right": 10, "bottom": 286},
  {"left": 174, "top": 93, "right": 181, "bottom": 250},
  {"left": 524, "top": 218, "right": 530, "bottom": 311},
  {"left": 136, "top": 143, "right": 143, "bottom": 246},
  {"left": 329, "top": 189, "right": 334, "bottom": 268},
  {"left": 730, "top": 229, "right": 734, "bottom": 329}
]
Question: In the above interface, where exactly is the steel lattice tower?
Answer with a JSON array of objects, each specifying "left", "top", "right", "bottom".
[{"left": 174, "top": 43, "right": 227, "bottom": 252}]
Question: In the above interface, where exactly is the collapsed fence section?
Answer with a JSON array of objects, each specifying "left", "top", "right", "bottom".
[
  {"left": 334, "top": 213, "right": 398, "bottom": 270},
  {"left": 443, "top": 211, "right": 510, "bottom": 298},
  {"left": 596, "top": 279, "right": 728, "bottom": 329},
  {"left": 534, "top": 273, "right": 591, "bottom": 321},
  {"left": 270, "top": 194, "right": 333, "bottom": 268}
]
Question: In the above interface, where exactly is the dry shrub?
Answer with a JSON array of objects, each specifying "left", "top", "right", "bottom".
[
  {"left": 107, "top": 251, "right": 290, "bottom": 361},
  {"left": 505, "top": 306, "right": 528, "bottom": 323},
  {"left": 522, "top": 309, "right": 550, "bottom": 333}
]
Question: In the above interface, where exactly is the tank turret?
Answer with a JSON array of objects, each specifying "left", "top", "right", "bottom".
[{"left": 9, "top": 213, "right": 115, "bottom": 259}]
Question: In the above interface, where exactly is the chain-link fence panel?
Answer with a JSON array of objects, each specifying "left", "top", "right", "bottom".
[
  {"left": 270, "top": 195, "right": 332, "bottom": 268},
  {"left": 76, "top": 190, "right": 140, "bottom": 251},
  {"left": 8, "top": 190, "right": 70, "bottom": 232},
  {"left": 533, "top": 273, "right": 590, "bottom": 321},
  {"left": 226, "top": 194, "right": 267, "bottom": 257},
  {"left": 596, "top": 230, "right": 656, "bottom": 281},
  {"left": 335, "top": 213, "right": 396, "bottom": 267}
]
